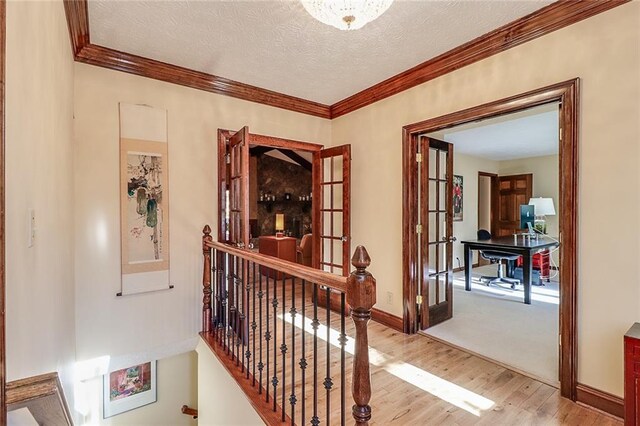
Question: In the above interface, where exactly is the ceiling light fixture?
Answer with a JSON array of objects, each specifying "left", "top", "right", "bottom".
[{"left": 301, "top": 0, "right": 394, "bottom": 31}]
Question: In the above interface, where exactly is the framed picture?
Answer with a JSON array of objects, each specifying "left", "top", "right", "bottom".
[
  {"left": 104, "top": 361, "right": 157, "bottom": 418},
  {"left": 453, "top": 175, "right": 463, "bottom": 221}
]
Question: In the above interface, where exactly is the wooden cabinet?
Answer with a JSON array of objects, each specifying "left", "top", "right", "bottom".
[
  {"left": 625, "top": 323, "right": 640, "bottom": 425},
  {"left": 258, "top": 236, "right": 297, "bottom": 279}
]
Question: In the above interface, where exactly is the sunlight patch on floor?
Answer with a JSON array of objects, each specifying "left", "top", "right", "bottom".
[
  {"left": 279, "top": 313, "right": 495, "bottom": 416},
  {"left": 453, "top": 276, "right": 560, "bottom": 305}
]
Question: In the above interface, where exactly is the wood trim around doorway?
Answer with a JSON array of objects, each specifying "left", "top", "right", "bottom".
[
  {"left": 0, "top": 0, "right": 6, "bottom": 420},
  {"left": 216, "top": 129, "right": 323, "bottom": 242},
  {"left": 402, "top": 79, "right": 579, "bottom": 401}
]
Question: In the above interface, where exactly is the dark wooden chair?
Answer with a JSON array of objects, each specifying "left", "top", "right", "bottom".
[{"left": 477, "top": 229, "right": 520, "bottom": 289}]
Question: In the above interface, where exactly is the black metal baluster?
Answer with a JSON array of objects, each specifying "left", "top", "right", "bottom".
[
  {"left": 245, "top": 259, "right": 251, "bottom": 377},
  {"left": 242, "top": 260, "right": 251, "bottom": 379},
  {"left": 252, "top": 262, "right": 257, "bottom": 385},
  {"left": 216, "top": 250, "right": 223, "bottom": 343},
  {"left": 325, "top": 287, "right": 332, "bottom": 426},
  {"left": 265, "top": 270, "right": 271, "bottom": 402},
  {"left": 218, "top": 253, "right": 229, "bottom": 348},
  {"left": 290, "top": 276, "right": 297, "bottom": 424},
  {"left": 311, "top": 284, "right": 319, "bottom": 426},
  {"left": 281, "top": 274, "right": 287, "bottom": 422},
  {"left": 258, "top": 266, "right": 264, "bottom": 394},
  {"left": 227, "top": 255, "right": 234, "bottom": 356},
  {"left": 242, "top": 259, "right": 247, "bottom": 369},
  {"left": 230, "top": 255, "right": 238, "bottom": 358},
  {"left": 340, "top": 293, "right": 347, "bottom": 426},
  {"left": 272, "top": 272, "right": 279, "bottom": 411},
  {"left": 300, "top": 279, "right": 307, "bottom": 425},
  {"left": 236, "top": 257, "right": 242, "bottom": 366},
  {"left": 211, "top": 248, "right": 217, "bottom": 331}
]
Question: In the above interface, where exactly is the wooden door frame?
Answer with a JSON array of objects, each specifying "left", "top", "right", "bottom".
[
  {"left": 402, "top": 79, "right": 579, "bottom": 400},
  {"left": 217, "top": 129, "right": 322, "bottom": 244},
  {"left": 0, "top": 0, "right": 6, "bottom": 420}
]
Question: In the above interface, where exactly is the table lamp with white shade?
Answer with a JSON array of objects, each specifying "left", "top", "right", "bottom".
[
  {"left": 275, "top": 213, "right": 285, "bottom": 237},
  {"left": 528, "top": 197, "right": 555, "bottom": 234}
]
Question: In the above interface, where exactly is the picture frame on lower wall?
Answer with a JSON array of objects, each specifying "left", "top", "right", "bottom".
[{"left": 103, "top": 360, "right": 157, "bottom": 418}]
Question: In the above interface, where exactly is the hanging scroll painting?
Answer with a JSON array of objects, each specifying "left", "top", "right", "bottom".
[{"left": 119, "top": 103, "right": 171, "bottom": 295}]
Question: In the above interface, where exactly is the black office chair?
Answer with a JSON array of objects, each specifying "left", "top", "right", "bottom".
[{"left": 477, "top": 229, "right": 520, "bottom": 289}]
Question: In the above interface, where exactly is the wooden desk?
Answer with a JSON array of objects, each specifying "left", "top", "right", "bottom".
[
  {"left": 258, "top": 236, "right": 297, "bottom": 279},
  {"left": 461, "top": 236, "right": 559, "bottom": 304}
]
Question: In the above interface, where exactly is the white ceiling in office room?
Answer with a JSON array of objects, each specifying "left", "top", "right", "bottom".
[
  {"left": 435, "top": 102, "right": 560, "bottom": 161},
  {"left": 87, "top": 0, "right": 553, "bottom": 105}
]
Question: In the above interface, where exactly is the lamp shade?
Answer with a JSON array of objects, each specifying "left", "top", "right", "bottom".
[
  {"left": 528, "top": 197, "right": 556, "bottom": 216},
  {"left": 275, "top": 214, "right": 285, "bottom": 232}
]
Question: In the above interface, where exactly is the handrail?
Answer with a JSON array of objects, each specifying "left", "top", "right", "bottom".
[
  {"left": 202, "top": 224, "right": 376, "bottom": 425},
  {"left": 181, "top": 405, "right": 198, "bottom": 419},
  {"left": 204, "top": 232, "right": 347, "bottom": 293}
]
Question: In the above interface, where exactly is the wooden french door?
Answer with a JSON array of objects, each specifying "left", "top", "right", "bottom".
[
  {"left": 493, "top": 174, "right": 533, "bottom": 237},
  {"left": 417, "top": 137, "right": 454, "bottom": 329},
  {"left": 313, "top": 145, "right": 351, "bottom": 276},
  {"left": 227, "top": 126, "right": 250, "bottom": 247},
  {"left": 224, "top": 126, "right": 249, "bottom": 342}
]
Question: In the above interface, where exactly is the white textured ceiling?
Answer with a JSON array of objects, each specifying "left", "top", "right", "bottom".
[
  {"left": 433, "top": 102, "right": 559, "bottom": 161},
  {"left": 88, "top": 0, "right": 553, "bottom": 105}
]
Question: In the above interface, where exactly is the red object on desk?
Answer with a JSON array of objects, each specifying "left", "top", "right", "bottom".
[
  {"left": 259, "top": 236, "right": 297, "bottom": 279},
  {"left": 516, "top": 249, "right": 551, "bottom": 282}
]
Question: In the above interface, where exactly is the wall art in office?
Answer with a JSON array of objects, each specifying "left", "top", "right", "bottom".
[{"left": 453, "top": 174, "right": 463, "bottom": 221}]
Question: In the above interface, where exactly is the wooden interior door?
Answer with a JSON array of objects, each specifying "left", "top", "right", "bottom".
[
  {"left": 493, "top": 174, "right": 533, "bottom": 237},
  {"left": 418, "top": 137, "right": 454, "bottom": 329},
  {"left": 227, "top": 126, "right": 250, "bottom": 247},
  {"left": 312, "top": 145, "right": 351, "bottom": 276}
]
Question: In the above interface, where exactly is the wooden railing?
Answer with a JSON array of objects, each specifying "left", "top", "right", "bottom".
[{"left": 201, "top": 225, "right": 376, "bottom": 425}]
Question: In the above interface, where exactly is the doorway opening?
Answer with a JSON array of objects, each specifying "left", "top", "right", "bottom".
[
  {"left": 424, "top": 103, "right": 560, "bottom": 387},
  {"left": 402, "top": 80, "right": 579, "bottom": 400},
  {"left": 217, "top": 128, "right": 352, "bottom": 278}
]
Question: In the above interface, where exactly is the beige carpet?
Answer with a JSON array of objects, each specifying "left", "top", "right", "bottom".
[{"left": 423, "top": 264, "right": 559, "bottom": 385}]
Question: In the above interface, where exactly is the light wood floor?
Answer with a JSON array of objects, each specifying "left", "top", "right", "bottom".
[{"left": 210, "top": 274, "right": 621, "bottom": 425}]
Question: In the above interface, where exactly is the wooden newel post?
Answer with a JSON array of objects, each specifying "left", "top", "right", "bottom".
[
  {"left": 346, "top": 246, "right": 376, "bottom": 426},
  {"left": 202, "top": 225, "right": 213, "bottom": 333}
]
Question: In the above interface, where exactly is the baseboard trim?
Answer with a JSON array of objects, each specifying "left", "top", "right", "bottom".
[
  {"left": 371, "top": 308, "right": 403, "bottom": 332},
  {"left": 576, "top": 383, "right": 623, "bottom": 419}
]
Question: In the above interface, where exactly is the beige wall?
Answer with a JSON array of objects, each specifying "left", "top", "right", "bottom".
[
  {"left": 73, "top": 63, "right": 330, "bottom": 420},
  {"left": 75, "top": 352, "right": 197, "bottom": 425},
  {"left": 478, "top": 176, "right": 491, "bottom": 232},
  {"left": 499, "top": 155, "right": 560, "bottom": 264},
  {"left": 331, "top": 2, "right": 640, "bottom": 397},
  {"left": 451, "top": 153, "right": 499, "bottom": 267},
  {"left": 196, "top": 340, "right": 263, "bottom": 426},
  {"left": 5, "top": 0, "right": 76, "bottom": 403}
]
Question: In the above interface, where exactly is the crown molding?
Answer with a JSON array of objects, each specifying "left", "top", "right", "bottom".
[
  {"left": 63, "top": 0, "right": 89, "bottom": 57},
  {"left": 330, "top": 0, "right": 629, "bottom": 118},
  {"left": 75, "top": 44, "right": 332, "bottom": 118},
  {"left": 64, "top": 0, "right": 628, "bottom": 120},
  {"left": 63, "top": 0, "right": 331, "bottom": 119}
]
